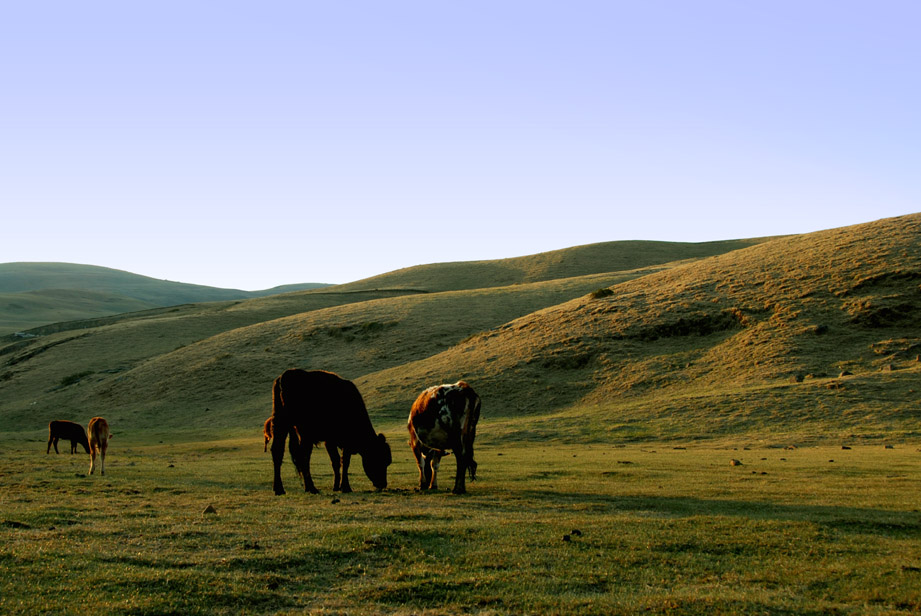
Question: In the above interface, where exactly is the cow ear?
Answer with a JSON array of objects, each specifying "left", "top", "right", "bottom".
[{"left": 378, "top": 433, "right": 387, "bottom": 443}]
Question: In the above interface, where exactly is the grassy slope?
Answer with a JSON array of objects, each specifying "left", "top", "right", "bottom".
[
  {"left": 358, "top": 213, "right": 921, "bottom": 442},
  {"left": 0, "top": 268, "right": 667, "bottom": 433},
  {"left": 0, "top": 238, "right": 762, "bottom": 435},
  {"left": 0, "top": 289, "right": 160, "bottom": 333}
]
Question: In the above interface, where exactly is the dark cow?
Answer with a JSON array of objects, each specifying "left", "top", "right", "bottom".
[
  {"left": 270, "top": 369, "right": 391, "bottom": 495},
  {"left": 88, "top": 417, "right": 110, "bottom": 475},
  {"left": 47, "top": 420, "right": 90, "bottom": 455},
  {"left": 408, "top": 381, "right": 481, "bottom": 494}
]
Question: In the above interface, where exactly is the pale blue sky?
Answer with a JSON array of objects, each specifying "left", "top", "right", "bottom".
[{"left": 1, "top": 1, "right": 918, "bottom": 290}]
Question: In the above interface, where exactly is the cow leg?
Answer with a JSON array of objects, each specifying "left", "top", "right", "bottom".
[
  {"left": 290, "top": 433, "right": 318, "bottom": 494},
  {"left": 451, "top": 437, "right": 467, "bottom": 494},
  {"left": 340, "top": 451, "right": 352, "bottom": 493},
  {"left": 429, "top": 453, "right": 442, "bottom": 490},
  {"left": 99, "top": 442, "right": 107, "bottom": 476},
  {"left": 411, "top": 441, "right": 427, "bottom": 489},
  {"left": 47, "top": 435, "right": 54, "bottom": 454},
  {"left": 464, "top": 433, "right": 478, "bottom": 481},
  {"left": 71, "top": 440, "right": 78, "bottom": 454},
  {"left": 419, "top": 451, "right": 439, "bottom": 490},
  {"left": 326, "top": 442, "right": 342, "bottom": 491},
  {"left": 271, "top": 426, "right": 289, "bottom": 495},
  {"left": 89, "top": 447, "right": 97, "bottom": 475}
]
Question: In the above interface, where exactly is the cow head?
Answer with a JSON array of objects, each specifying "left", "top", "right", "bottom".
[{"left": 362, "top": 433, "right": 392, "bottom": 490}]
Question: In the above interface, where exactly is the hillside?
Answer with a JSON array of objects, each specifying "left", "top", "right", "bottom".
[
  {"left": 0, "top": 262, "right": 330, "bottom": 334},
  {"left": 358, "top": 213, "right": 921, "bottom": 442},
  {"left": 1, "top": 216, "right": 918, "bottom": 444},
  {"left": 0, "top": 288, "right": 159, "bottom": 333},
  {"left": 0, "top": 267, "right": 670, "bottom": 432},
  {"left": 0, "top": 234, "right": 767, "bottom": 435}
]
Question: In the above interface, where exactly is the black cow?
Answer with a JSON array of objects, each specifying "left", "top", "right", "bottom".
[
  {"left": 270, "top": 369, "right": 391, "bottom": 495},
  {"left": 47, "top": 420, "right": 90, "bottom": 455}
]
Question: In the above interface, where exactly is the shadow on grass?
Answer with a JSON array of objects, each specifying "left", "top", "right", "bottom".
[{"left": 520, "top": 489, "right": 921, "bottom": 537}]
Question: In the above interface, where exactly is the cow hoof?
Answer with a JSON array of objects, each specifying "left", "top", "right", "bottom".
[{"left": 274, "top": 489, "right": 286, "bottom": 496}]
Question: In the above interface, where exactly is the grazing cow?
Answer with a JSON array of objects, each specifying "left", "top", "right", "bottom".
[
  {"left": 47, "top": 420, "right": 90, "bottom": 455},
  {"left": 270, "top": 369, "right": 391, "bottom": 495},
  {"left": 87, "top": 417, "right": 110, "bottom": 475},
  {"left": 408, "top": 381, "right": 481, "bottom": 494}
]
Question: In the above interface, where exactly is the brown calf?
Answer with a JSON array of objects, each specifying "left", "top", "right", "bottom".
[
  {"left": 263, "top": 416, "right": 273, "bottom": 452},
  {"left": 47, "top": 420, "right": 90, "bottom": 455},
  {"left": 408, "top": 381, "right": 481, "bottom": 494},
  {"left": 88, "top": 417, "right": 110, "bottom": 475}
]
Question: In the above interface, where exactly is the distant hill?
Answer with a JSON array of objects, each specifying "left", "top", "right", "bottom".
[
  {"left": 329, "top": 238, "right": 772, "bottom": 293},
  {"left": 0, "top": 262, "right": 330, "bottom": 334}
]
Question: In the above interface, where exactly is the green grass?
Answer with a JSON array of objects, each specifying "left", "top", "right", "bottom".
[{"left": 3, "top": 434, "right": 920, "bottom": 615}]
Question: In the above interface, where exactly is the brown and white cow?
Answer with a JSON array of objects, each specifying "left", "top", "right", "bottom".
[
  {"left": 270, "top": 369, "right": 391, "bottom": 495},
  {"left": 47, "top": 420, "right": 90, "bottom": 455},
  {"left": 408, "top": 381, "right": 481, "bottom": 494},
  {"left": 88, "top": 417, "right": 110, "bottom": 475}
]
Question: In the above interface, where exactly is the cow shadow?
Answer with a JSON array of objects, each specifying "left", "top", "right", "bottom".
[{"left": 516, "top": 488, "right": 921, "bottom": 538}]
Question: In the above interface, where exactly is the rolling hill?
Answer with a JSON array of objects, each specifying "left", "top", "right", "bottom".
[
  {"left": 0, "top": 262, "right": 330, "bottom": 335},
  {"left": 328, "top": 238, "right": 772, "bottom": 293},
  {"left": 1, "top": 216, "right": 919, "bottom": 445}
]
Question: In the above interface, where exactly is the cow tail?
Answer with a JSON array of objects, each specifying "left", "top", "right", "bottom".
[
  {"left": 272, "top": 378, "right": 283, "bottom": 417},
  {"left": 463, "top": 389, "right": 481, "bottom": 480}
]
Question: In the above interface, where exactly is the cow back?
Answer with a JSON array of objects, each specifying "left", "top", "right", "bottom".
[
  {"left": 272, "top": 369, "right": 377, "bottom": 450},
  {"left": 88, "top": 417, "right": 110, "bottom": 451}
]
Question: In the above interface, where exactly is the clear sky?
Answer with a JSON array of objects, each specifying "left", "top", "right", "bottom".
[{"left": 2, "top": 1, "right": 918, "bottom": 290}]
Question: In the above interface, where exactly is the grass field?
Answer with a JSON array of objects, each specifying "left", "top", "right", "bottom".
[
  {"left": 3, "top": 215, "right": 921, "bottom": 614},
  {"left": 3, "top": 430, "right": 920, "bottom": 615}
]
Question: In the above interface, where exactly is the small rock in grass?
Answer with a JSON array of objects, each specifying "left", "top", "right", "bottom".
[
  {"left": 202, "top": 504, "right": 217, "bottom": 515},
  {"left": 730, "top": 459, "right": 743, "bottom": 466}
]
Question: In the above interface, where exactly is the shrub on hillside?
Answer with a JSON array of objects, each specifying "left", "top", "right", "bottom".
[{"left": 590, "top": 288, "right": 614, "bottom": 299}]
